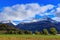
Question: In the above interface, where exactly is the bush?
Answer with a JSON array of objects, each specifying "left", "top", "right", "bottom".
[
  {"left": 35, "top": 30, "right": 40, "bottom": 35},
  {"left": 43, "top": 29, "right": 49, "bottom": 35},
  {"left": 18, "top": 30, "right": 24, "bottom": 34},
  {"left": 24, "top": 30, "right": 32, "bottom": 34},
  {"left": 50, "top": 27, "right": 57, "bottom": 35},
  {"left": 8, "top": 30, "right": 13, "bottom": 34},
  {"left": 8, "top": 30, "right": 16, "bottom": 34},
  {"left": 28, "top": 31, "right": 32, "bottom": 34}
]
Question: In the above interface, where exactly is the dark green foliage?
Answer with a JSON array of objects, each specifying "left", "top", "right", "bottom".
[
  {"left": 18, "top": 30, "right": 24, "bottom": 34},
  {"left": 35, "top": 30, "right": 40, "bottom": 35},
  {"left": 50, "top": 27, "right": 57, "bottom": 35},
  {"left": 0, "top": 24, "right": 21, "bottom": 34},
  {"left": 8, "top": 30, "right": 14, "bottom": 34},
  {"left": 24, "top": 30, "right": 32, "bottom": 34},
  {"left": 43, "top": 29, "right": 49, "bottom": 35},
  {"left": 28, "top": 31, "right": 32, "bottom": 34}
]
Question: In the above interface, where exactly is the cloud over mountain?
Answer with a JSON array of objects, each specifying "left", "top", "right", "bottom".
[
  {"left": 52, "top": 6, "right": 60, "bottom": 22},
  {"left": 0, "top": 3, "right": 60, "bottom": 22},
  {"left": 0, "top": 3, "right": 55, "bottom": 21}
]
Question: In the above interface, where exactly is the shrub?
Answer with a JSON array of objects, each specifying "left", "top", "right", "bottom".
[
  {"left": 35, "top": 30, "right": 40, "bottom": 35},
  {"left": 18, "top": 30, "right": 24, "bottom": 34},
  {"left": 43, "top": 29, "right": 49, "bottom": 35},
  {"left": 8, "top": 30, "right": 16, "bottom": 34},
  {"left": 50, "top": 27, "right": 57, "bottom": 35},
  {"left": 8, "top": 30, "right": 13, "bottom": 34},
  {"left": 28, "top": 31, "right": 32, "bottom": 34},
  {"left": 24, "top": 30, "right": 32, "bottom": 34}
]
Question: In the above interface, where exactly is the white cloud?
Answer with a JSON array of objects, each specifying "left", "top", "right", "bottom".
[
  {"left": 0, "top": 3, "right": 55, "bottom": 21},
  {"left": 52, "top": 17, "right": 60, "bottom": 22},
  {"left": 52, "top": 6, "right": 60, "bottom": 22},
  {"left": 40, "top": 4, "right": 54, "bottom": 13}
]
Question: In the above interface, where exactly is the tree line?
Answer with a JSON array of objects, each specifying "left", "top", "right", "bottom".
[{"left": 5, "top": 27, "right": 57, "bottom": 35}]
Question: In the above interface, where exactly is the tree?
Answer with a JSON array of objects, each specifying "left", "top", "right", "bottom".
[
  {"left": 18, "top": 30, "right": 24, "bottom": 34},
  {"left": 8, "top": 30, "right": 12, "bottom": 34},
  {"left": 43, "top": 29, "right": 49, "bottom": 35},
  {"left": 28, "top": 31, "right": 32, "bottom": 34},
  {"left": 8, "top": 30, "right": 15, "bottom": 34},
  {"left": 24, "top": 30, "right": 29, "bottom": 34},
  {"left": 50, "top": 27, "right": 57, "bottom": 35},
  {"left": 35, "top": 30, "right": 40, "bottom": 35},
  {"left": 24, "top": 30, "right": 32, "bottom": 34}
]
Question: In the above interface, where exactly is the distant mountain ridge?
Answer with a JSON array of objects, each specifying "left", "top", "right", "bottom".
[
  {"left": 0, "top": 17, "right": 60, "bottom": 33},
  {"left": 17, "top": 17, "right": 60, "bottom": 33}
]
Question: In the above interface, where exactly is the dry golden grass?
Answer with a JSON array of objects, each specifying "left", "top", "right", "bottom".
[{"left": 0, "top": 34, "right": 60, "bottom": 40}]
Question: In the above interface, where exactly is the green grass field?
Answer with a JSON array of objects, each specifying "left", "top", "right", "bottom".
[
  {"left": 0, "top": 34, "right": 59, "bottom": 38},
  {"left": 0, "top": 34, "right": 60, "bottom": 40}
]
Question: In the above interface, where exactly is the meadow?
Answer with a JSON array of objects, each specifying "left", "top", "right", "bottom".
[{"left": 0, "top": 34, "right": 60, "bottom": 40}]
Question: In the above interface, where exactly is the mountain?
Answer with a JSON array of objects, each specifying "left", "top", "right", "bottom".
[
  {"left": 0, "top": 17, "right": 60, "bottom": 34},
  {"left": 17, "top": 17, "right": 60, "bottom": 33}
]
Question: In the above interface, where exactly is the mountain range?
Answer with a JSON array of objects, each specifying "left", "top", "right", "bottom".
[{"left": 0, "top": 17, "right": 60, "bottom": 33}]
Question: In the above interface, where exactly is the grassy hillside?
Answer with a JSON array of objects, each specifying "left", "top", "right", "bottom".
[{"left": 0, "top": 23, "right": 20, "bottom": 34}]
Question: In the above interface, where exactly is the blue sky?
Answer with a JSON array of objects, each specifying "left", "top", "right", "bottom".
[
  {"left": 0, "top": 0, "right": 60, "bottom": 8},
  {"left": 0, "top": 0, "right": 60, "bottom": 24}
]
